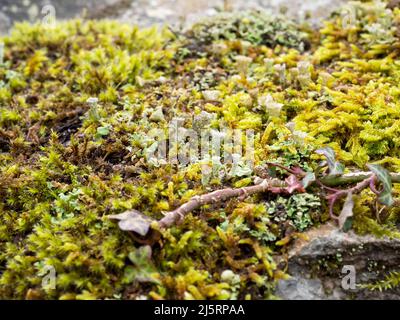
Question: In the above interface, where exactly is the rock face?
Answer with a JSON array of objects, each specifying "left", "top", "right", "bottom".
[
  {"left": 0, "top": 0, "right": 348, "bottom": 34},
  {"left": 275, "top": 223, "right": 400, "bottom": 300}
]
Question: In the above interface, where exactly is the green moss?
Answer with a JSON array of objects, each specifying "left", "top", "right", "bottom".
[{"left": 347, "top": 184, "right": 400, "bottom": 239}]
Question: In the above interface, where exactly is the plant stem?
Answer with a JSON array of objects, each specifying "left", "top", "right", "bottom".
[
  {"left": 158, "top": 172, "right": 400, "bottom": 229},
  {"left": 319, "top": 172, "right": 400, "bottom": 187},
  {"left": 158, "top": 178, "right": 286, "bottom": 228},
  {"left": 112, "top": 171, "right": 400, "bottom": 238}
]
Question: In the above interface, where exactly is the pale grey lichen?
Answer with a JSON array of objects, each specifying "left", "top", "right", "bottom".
[{"left": 188, "top": 10, "right": 310, "bottom": 50}]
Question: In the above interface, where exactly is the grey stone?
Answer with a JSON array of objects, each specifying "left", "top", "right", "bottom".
[
  {"left": 275, "top": 223, "right": 400, "bottom": 300},
  {"left": 0, "top": 11, "right": 11, "bottom": 35},
  {"left": 275, "top": 277, "right": 328, "bottom": 300}
]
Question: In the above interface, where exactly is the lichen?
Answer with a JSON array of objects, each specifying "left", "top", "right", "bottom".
[{"left": 187, "top": 10, "right": 310, "bottom": 51}]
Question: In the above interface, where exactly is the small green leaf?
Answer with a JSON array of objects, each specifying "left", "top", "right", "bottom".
[
  {"left": 342, "top": 217, "right": 353, "bottom": 233},
  {"left": 124, "top": 246, "right": 160, "bottom": 284},
  {"left": 128, "top": 245, "right": 152, "bottom": 266},
  {"left": 316, "top": 147, "right": 335, "bottom": 166},
  {"left": 367, "top": 164, "right": 394, "bottom": 207},
  {"left": 339, "top": 192, "right": 354, "bottom": 232},
  {"left": 316, "top": 147, "right": 344, "bottom": 175}
]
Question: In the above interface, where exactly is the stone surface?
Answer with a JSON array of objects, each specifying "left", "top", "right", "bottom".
[
  {"left": 275, "top": 277, "right": 329, "bottom": 300},
  {"left": 275, "top": 223, "right": 400, "bottom": 300}
]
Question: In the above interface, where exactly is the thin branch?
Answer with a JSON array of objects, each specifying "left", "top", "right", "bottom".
[
  {"left": 110, "top": 170, "right": 400, "bottom": 239},
  {"left": 320, "top": 172, "right": 400, "bottom": 186},
  {"left": 265, "top": 162, "right": 301, "bottom": 175},
  {"left": 159, "top": 178, "right": 286, "bottom": 228}
]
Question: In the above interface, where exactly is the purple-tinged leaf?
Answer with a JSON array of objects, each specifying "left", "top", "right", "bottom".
[{"left": 285, "top": 175, "right": 306, "bottom": 194}]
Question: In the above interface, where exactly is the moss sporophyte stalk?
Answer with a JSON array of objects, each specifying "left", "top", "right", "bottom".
[{"left": 1, "top": 1, "right": 400, "bottom": 299}]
